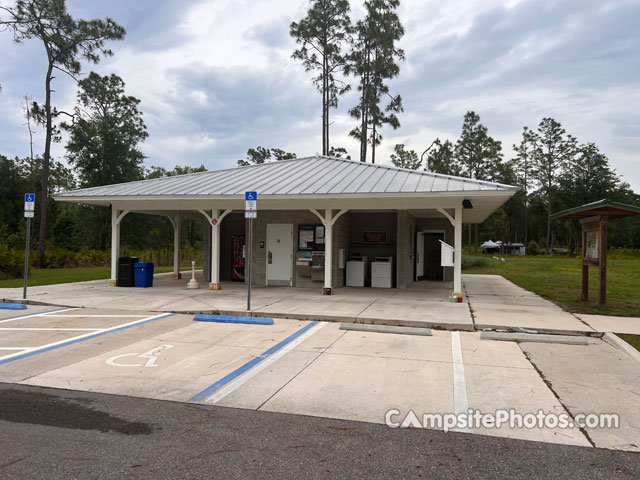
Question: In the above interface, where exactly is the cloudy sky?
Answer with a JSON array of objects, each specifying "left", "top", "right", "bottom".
[{"left": 0, "top": 0, "right": 638, "bottom": 190}]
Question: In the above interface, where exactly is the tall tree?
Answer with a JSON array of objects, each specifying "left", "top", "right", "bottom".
[
  {"left": 346, "top": 0, "right": 404, "bottom": 163},
  {"left": 454, "top": 111, "right": 503, "bottom": 252},
  {"left": 390, "top": 144, "right": 420, "bottom": 169},
  {"left": 291, "top": 0, "right": 352, "bottom": 156},
  {"left": 512, "top": 126, "right": 536, "bottom": 250},
  {"left": 531, "top": 117, "right": 577, "bottom": 253},
  {"left": 62, "top": 72, "right": 147, "bottom": 188},
  {"left": 237, "top": 147, "right": 297, "bottom": 167},
  {"left": 424, "top": 139, "right": 459, "bottom": 175},
  {"left": 328, "top": 146, "right": 350, "bottom": 159},
  {"left": 0, "top": 0, "right": 125, "bottom": 267}
]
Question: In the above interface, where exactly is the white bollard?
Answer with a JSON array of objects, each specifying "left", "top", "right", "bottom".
[{"left": 187, "top": 260, "right": 200, "bottom": 290}]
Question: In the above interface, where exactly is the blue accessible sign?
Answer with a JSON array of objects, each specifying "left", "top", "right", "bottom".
[{"left": 245, "top": 191, "right": 257, "bottom": 218}]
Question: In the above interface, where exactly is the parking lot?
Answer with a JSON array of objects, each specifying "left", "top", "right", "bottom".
[{"left": 1, "top": 305, "right": 638, "bottom": 451}]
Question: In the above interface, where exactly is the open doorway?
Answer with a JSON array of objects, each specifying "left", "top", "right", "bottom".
[{"left": 415, "top": 231, "right": 445, "bottom": 281}]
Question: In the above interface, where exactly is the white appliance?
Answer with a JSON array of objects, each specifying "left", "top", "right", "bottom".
[
  {"left": 346, "top": 255, "right": 368, "bottom": 287},
  {"left": 371, "top": 257, "right": 393, "bottom": 288}
]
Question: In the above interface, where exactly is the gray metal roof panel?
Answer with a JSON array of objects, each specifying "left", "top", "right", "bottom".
[{"left": 55, "top": 155, "right": 517, "bottom": 198}]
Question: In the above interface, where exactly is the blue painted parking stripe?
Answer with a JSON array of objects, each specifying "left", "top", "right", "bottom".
[
  {"left": 189, "top": 321, "right": 320, "bottom": 403},
  {"left": 0, "top": 313, "right": 175, "bottom": 366},
  {"left": 0, "top": 307, "right": 71, "bottom": 324}
]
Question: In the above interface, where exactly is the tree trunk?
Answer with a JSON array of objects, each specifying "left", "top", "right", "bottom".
[
  {"left": 474, "top": 223, "right": 478, "bottom": 254},
  {"left": 524, "top": 196, "right": 528, "bottom": 251},
  {"left": 322, "top": 54, "right": 328, "bottom": 156},
  {"left": 371, "top": 122, "right": 376, "bottom": 164},
  {"left": 36, "top": 62, "right": 54, "bottom": 268},
  {"left": 546, "top": 198, "right": 552, "bottom": 254}
]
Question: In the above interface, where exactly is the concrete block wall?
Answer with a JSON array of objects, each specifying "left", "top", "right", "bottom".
[
  {"left": 243, "top": 210, "right": 346, "bottom": 289},
  {"left": 396, "top": 211, "right": 416, "bottom": 289}
]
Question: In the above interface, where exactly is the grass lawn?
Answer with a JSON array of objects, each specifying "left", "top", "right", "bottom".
[
  {"left": 464, "top": 255, "right": 640, "bottom": 317},
  {"left": 0, "top": 265, "right": 193, "bottom": 288},
  {"left": 618, "top": 334, "right": 640, "bottom": 352}
]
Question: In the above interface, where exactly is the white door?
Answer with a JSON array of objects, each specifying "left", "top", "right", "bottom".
[
  {"left": 416, "top": 232, "right": 425, "bottom": 279},
  {"left": 266, "top": 224, "right": 293, "bottom": 285}
]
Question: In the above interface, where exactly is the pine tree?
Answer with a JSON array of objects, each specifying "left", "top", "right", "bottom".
[
  {"left": 531, "top": 118, "right": 577, "bottom": 253},
  {"left": 346, "top": 0, "right": 404, "bottom": 163},
  {"left": 1, "top": 0, "right": 125, "bottom": 266},
  {"left": 291, "top": 0, "right": 352, "bottom": 155},
  {"left": 512, "top": 126, "right": 536, "bottom": 250}
]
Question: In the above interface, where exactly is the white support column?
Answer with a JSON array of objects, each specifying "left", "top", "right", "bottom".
[
  {"left": 311, "top": 208, "right": 348, "bottom": 295},
  {"left": 109, "top": 207, "right": 129, "bottom": 287},
  {"left": 210, "top": 208, "right": 221, "bottom": 290},
  {"left": 198, "top": 208, "right": 231, "bottom": 291},
  {"left": 324, "top": 209, "right": 333, "bottom": 294},
  {"left": 171, "top": 213, "right": 181, "bottom": 280},
  {"left": 454, "top": 205, "right": 463, "bottom": 294}
]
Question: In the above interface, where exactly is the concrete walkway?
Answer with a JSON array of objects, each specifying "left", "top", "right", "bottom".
[
  {"left": 464, "top": 274, "right": 597, "bottom": 335},
  {"left": 1, "top": 274, "right": 473, "bottom": 331},
  {"left": 3, "top": 273, "right": 637, "bottom": 335}
]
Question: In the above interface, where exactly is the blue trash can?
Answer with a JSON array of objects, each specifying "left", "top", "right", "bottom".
[{"left": 134, "top": 262, "right": 154, "bottom": 288}]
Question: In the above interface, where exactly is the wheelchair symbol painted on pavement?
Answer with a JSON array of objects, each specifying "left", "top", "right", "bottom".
[{"left": 106, "top": 345, "right": 173, "bottom": 368}]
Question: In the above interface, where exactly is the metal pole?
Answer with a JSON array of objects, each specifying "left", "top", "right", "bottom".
[
  {"left": 247, "top": 217, "right": 252, "bottom": 311},
  {"left": 23, "top": 217, "right": 31, "bottom": 300}
]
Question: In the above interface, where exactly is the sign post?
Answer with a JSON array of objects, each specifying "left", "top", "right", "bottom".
[
  {"left": 245, "top": 192, "right": 257, "bottom": 311},
  {"left": 23, "top": 193, "right": 35, "bottom": 300}
]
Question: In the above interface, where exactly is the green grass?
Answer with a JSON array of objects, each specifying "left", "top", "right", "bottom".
[
  {"left": 0, "top": 265, "right": 192, "bottom": 288},
  {"left": 618, "top": 334, "right": 640, "bottom": 352},
  {"left": 464, "top": 255, "right": 640, "bottom": 317}
]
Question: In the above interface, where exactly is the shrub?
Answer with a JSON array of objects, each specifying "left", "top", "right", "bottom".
[
  {"left": 527, "top": 240, "right": 540, "bottom": 256},
  {"left": 462, "top": 255, "right": 488, "bottom": 270}
]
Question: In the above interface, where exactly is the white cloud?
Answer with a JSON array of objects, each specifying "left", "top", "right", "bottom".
[{"left": 0, "top": 0, "right": 637, "bottom": 191}]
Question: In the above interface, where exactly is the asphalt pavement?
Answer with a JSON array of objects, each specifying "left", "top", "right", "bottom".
[{"left": 0, "top": 383, "right": 638, "bottom": 479}]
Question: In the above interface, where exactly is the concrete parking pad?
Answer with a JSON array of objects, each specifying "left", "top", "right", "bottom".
[
  {"left": 578, "top": 314, "right": 640, "bottom": 335},
  {"left": 459, "top": 332, "right": 589, "bottom": 446},
  {"left": 0, "top": 305, "right": 630, "bottom": 449},
  {"left": 521, "top": 339, "right": 640, "bottom": 452}
]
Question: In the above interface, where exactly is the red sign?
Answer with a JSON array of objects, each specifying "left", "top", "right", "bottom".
[{"left": 364, "top": 231, "right": 387, "bottom": 243}]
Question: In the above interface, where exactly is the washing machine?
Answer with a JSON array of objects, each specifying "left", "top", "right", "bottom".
[
  {"left": 346, "top": 255, "right": 368, "bottom": 287},
  {"left": 371, "top": 257, "right": 393, "bottom": 288}
]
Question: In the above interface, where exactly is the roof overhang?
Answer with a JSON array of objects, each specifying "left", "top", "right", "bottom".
[{"left": 54, "top": 190, "right": 516, "bottom": 223}]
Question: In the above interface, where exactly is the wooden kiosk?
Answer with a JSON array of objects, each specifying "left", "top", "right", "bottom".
[{"left": 552, "top": 199, "right": 640, "bottom": 308}]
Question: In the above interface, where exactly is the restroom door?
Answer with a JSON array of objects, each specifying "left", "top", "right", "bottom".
[
  {"left": 415, "top": 231, "right": 425, "bottom": 280},
  {"left": 266, "top": 224, "right": 293, "bottom": 285}
]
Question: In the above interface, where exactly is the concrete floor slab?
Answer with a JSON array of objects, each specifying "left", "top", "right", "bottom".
[
  {"left": 3, "top": 276, "right": 474, "bottom": 330},
  {"left": 473, "top": 304, "right": 594, "bottom": 333},
  {"left": 521, "top": 340, "right": 640, "bottom": 452},
  {"left": 578, "top": 314, "right": 640, "bottom": 335}
]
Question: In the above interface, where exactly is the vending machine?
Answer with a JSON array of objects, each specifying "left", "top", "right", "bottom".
[{"left": 231, "top": 235, "right": 245, "bottom": 281}]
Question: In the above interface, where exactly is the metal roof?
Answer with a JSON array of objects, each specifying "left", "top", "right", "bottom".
[
  {"left": 55, "top": 155, "right": 517, "bottom": 199},
  {"left": 551, "top": 198, "right": 640, "bottom": 219}
]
